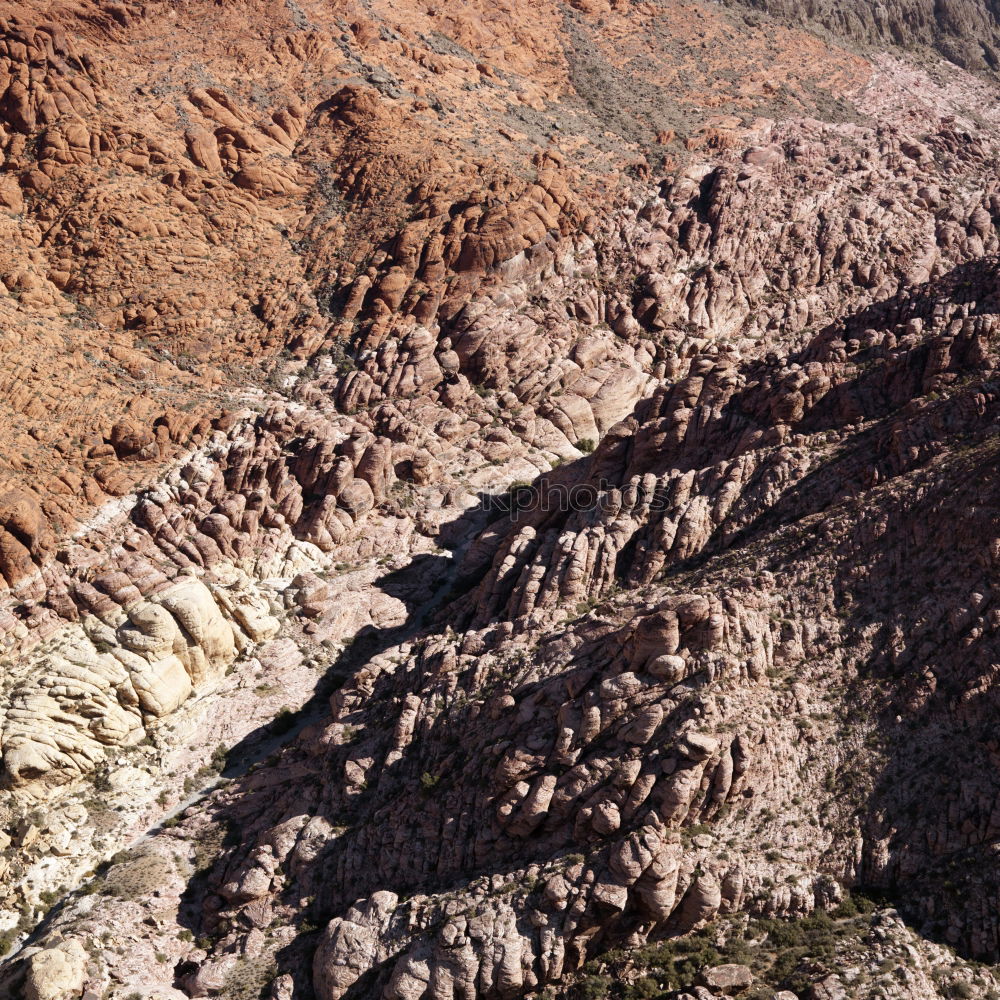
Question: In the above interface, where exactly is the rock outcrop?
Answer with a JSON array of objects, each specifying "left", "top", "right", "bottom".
[
  {"left": 2, "top": 573, "right": 279, "bottom": 786},
  {"left": 735, "top": 0, "right": 1000, "bottom": 75}
]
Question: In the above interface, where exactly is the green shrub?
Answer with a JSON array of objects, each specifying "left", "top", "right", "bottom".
[
  {"left": 574, "top": 974, "right": 611, "bottom": 999},
  {"left": 625, "top": 976, "right": 661, "bottom": 999},
  {"left": 211, "top": 742, "right": 229, "bottom": 771},
  {"left": 270, "top": 708, "right": 296, "bottom": 735}
]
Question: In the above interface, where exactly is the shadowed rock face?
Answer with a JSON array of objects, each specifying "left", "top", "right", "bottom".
[
  {"left": 5, "top": 1, "right": 1000, "bottom": 999},
  {"left": 732, "top": 0, "right": 1000, "bottom": 73}
]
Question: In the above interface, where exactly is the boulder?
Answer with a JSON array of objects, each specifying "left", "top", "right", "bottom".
[
  {"left": 698, "top": 963, "right": 754, "bottom": 995},
  {"left": 24, "top": 940, "right": 88, "bottom": 1000}
]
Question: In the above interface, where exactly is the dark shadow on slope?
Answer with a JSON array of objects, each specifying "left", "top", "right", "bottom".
[
  {"left": 134, "top": 254, "right": 1000, "bottom": 992},
  {"left": 0, "top": 483, "right": 531, "bottom": 989},
  {"left": 588, "top": 256, "right": 1000, "bottom": 592},
  {"left": 679, "top": 433, "right": 1000, "bottom": 964},
  {"left": 163, "top": 481, "right": 553, "bottom": 988},
  {"left": 214, "top": 495, "right": 510, "bottom": 782},
  {"left": 817, "top": 450, "right": 1000, "bottom": 962}
]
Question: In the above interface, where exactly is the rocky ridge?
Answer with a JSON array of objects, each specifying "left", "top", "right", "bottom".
[{"left": 730, "top": 0, "right": 1000, "bottom": 76}]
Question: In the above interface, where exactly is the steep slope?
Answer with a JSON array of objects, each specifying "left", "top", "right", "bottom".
[{"left": 732, "top": 0, "right": 1000, "bottom": 75}]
